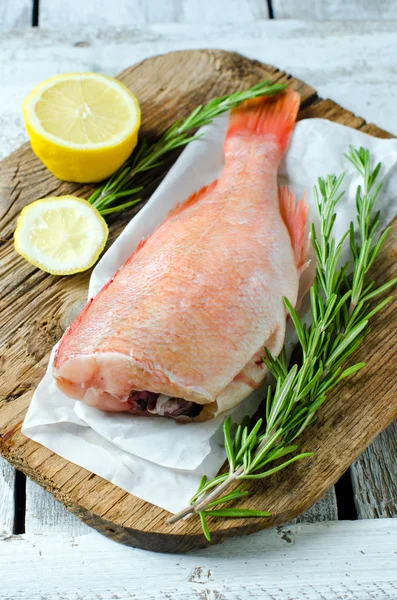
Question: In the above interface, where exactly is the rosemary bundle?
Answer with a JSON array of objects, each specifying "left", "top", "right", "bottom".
[
  {"left": 167, "top": 146, "right": 397, "bottom": 539},
  {"left": 87, "top": 81, "right": 286, "bottom": 215}
]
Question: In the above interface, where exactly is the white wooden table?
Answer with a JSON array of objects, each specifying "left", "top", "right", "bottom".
[{"left": 0, "top": 1, "right": 396, "bottom": 598}]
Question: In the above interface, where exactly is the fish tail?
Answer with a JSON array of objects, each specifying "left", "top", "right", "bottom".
[
  {"left": 278, "top": 186, "right": 309, "bottom": 270},
  {"left": 225, "top": 88, "right": 300, "bottom": 153}
]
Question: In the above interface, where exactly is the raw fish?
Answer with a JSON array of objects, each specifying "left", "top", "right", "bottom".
[{"left": 53, "top": 88, "right": 309, "bottom": 421}]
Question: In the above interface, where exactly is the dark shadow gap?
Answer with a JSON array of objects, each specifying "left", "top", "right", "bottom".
[
  {"left": 335, "top": 468, "right": 358, "bottom": 520},
  {"left": 13, "top": 470, "right": 26, "bottom": 534},
  {"left": 32, "top": 0, "right": 39, "bottom": 27},
  {"left": 266, "top": 0, "right": 274, "bottom": 19}
]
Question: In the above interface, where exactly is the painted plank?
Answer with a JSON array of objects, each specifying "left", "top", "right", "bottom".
[
  {"left": 272, "top": 0, "right": 397, "bottom": 20},
  {"left": 351, "top": 420, "right": 397, "bottom": 518},
  {"left": 24, "top": 480, "right": 336, "bottom": 536},
  {"left": 40, "top": 0, "right": 147, "bottom": 28},
  {"left": 297, "top": 487, "right": 338, "bottom": 522},
  {"left": 40, "top": 0, "right": 268, "bottom": 29},
  {"left": 0, "top": 458, "right": 15, "bottom": 535},
  {"left": 0, "top": 521, "right": 396, "bottom": 599},
  {"left": 0, "top": 0, "right": 32, "bottom": 30},
  {"left": 25, "top": 479, "right": 90, "bottom": 535},
  {"left": 174, "top": 0, "right": 268, "bottom": 22}
]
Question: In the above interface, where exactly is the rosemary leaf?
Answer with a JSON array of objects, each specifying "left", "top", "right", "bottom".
[
  {"left": 235, "top": 419, "right": 263, "bottom": 463},
  {"left": 223, "top": 417, "right": 235, "bottom": 473},
  {"left": 239, "top": 453, "right": 314, "bottom": 480},
  {"left": 203, "top": 509, "right": 271, "bottom": 518},
  {"left": 206, "top": 488, "right": 249, "bottom": 509},
  {"left": 199, "top": 512, "right": 211, "bottom": 542}
]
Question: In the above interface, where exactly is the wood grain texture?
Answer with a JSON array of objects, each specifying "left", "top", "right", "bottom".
[
  {"left": 0, "top": 457, "right": 15, "bottom": 535},
  {"left": 1, "top": 22, "right": 394, "bottom": 532},
  {"left": 0, "top": 50, "right": 396, "bottom": 553},
  {"left": 0, "top": 0, "right": 32, "bottom": 30},
  {"left": 272, "top": 0, "right": 397, "bottom": 19},
  {"left": 39, "top": 0, "right": 268, "bottom": 28},
  {"left": 0, "top": 521, "right": 396, "bottom": 600},
  {"left": 351, "top": 420, "right": 397, "bottom": 519},
  {"left": 24, "top": 472, "right": 336, "bottom": 536},
  {"left": 24, "top": 456, "right": 337, "bottom": 533}
]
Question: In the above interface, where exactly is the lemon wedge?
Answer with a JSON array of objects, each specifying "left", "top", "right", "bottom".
[
  {"left": 14, "top": 196, "right": 108, "bottom": 275},
  {"left": 23, "top": 73, "right": 141, "bottom": 183}
]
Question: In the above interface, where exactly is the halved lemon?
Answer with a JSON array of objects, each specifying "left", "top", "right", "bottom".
[
  {"left": 23, "top": 73, "right": 141, "bottom": 183},
  {"left": 14, "top": 196, "right": 108, "bottom": 275}
]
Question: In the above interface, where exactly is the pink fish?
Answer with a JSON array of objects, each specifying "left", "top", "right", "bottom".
[{"left": 53, "top": 88, "right": 309, "bottom": 421}]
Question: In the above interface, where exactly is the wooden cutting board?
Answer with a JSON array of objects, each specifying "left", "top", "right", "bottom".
[{"left": 0, "top": 50, "right": 396, "bottom": 553}]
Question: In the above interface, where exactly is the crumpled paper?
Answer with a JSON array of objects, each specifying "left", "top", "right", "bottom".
[{"left": 22, "top": 115, "right": 397, "bottom": 513}]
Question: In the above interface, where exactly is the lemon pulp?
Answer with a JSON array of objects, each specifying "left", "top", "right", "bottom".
[
  {"left": 23, "top": 73, "right": 141, "bottom": 182},
  {"left": 14, "top": 196, "right": 108, "bottom": 275}
]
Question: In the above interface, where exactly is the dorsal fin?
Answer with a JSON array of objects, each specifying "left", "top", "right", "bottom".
[{"left": 165, "top": 180, "right": 218, "bottom": 222}]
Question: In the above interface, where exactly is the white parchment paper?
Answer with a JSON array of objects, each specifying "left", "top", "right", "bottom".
[{"left": 22, "top": 116, "right": 397, "bottom": 513}]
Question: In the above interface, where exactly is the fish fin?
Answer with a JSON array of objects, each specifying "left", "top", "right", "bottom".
[
  {"left": 226, "top": 88, "right": 300, "bottom": 153},
  {"left": 278, "top": 185, "right": 309, "bottom": 270},
  {"left": 165, "top": 180, "right": 218, "bottom": 221},
  {"left": 126, "top": 184, "right": 217, "bottom": 266},
  {"left": 123, "top": 237, "right": 148, "bottom": 265}
]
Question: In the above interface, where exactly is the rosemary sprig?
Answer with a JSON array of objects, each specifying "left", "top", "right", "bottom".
[
  {"left": 167, "top": 146, "right": 397, "bottom": 540},
  {"left": 87, "top": 81, "right": 287, "bottom": 215}
]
